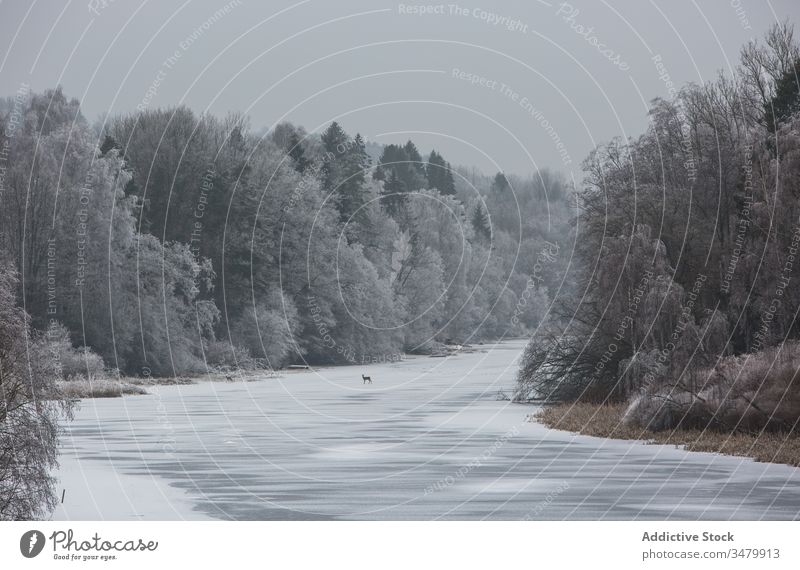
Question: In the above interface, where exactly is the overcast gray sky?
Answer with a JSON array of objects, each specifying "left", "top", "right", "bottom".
[{"left": 2, "top": 0, "right": 798, "bottom": 177}]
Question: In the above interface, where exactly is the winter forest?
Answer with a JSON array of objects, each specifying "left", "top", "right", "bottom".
[
  {"left": 516, "top": 23, "right": 800, "bottom": 435},
  {"left": 0, "top": 77, "right": 570, "bottom": 518},
  {"left": 0, "top": 92, "right": 569, "bottom": 379},
  {"left": 3, "top": 8, "right": 800, "bottom": 523}
]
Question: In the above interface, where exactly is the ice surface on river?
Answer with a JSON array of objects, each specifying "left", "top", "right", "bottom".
[{"left": 52, "top": 341, "right": 800, "bottom": 520}]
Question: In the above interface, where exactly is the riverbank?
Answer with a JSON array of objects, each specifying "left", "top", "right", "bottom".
[
  {"left": 56, "top": 342, "right": 493, "bottom": 399},
  {"left": 536, "top": 402, "right": 800, "bottom": 468},
  {"left": 56, "top": 369, "right": 279, "bottom": 399}
]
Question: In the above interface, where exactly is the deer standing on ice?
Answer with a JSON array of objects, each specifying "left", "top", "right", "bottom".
[{"left": 362, "top": 374, "right": 372, "bottom": 384}]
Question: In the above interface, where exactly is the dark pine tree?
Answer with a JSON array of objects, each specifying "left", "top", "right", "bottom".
[
  {"left": 471, "top": 202, "right": 492, "bottom": 242},
  {"left": 99, "top": 134, "right": 118, "bottom": 157},
  {"left": 382, "top": 168, "right": 408, "bottom": 217},
  {"left": 320, "top": 121, "right": 349, "bottom": 191},
  {"left": 766, "top": 58, "right": 800, "bottom": 133},
  {"left": 403, "top": 140, "right": 426, "bottom": 180},
  {"left": 320, "top": 122, "right": 369, "bottom": 229},
  {"left": 339, "top": 133, "right": 370, "bottom": 224},
  {"left": 426, "top": 150, "right": 456, "bottom": 195},
  {"left": 441, "top": 161, "right": 456, "bottom": 195},
  {"left": 286, "top": 132, "right": 310, "bottom": 174},
  {"left": 491, "top": 172, "right": 510, "bottom": 193}
]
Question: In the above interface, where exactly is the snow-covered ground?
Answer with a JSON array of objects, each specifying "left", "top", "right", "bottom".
[{"left": 52, "top": 340, "right": 800, "bottom": 520}]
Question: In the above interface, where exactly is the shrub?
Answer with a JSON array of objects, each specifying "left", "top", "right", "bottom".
[
  {"left": 513, "top": 329, "right": 625, "bottom": 403},
  {"left": 624, "top": 342, "right": 800, "bottom": 433},
  {"left": 204, "top": 341, "right": 261, "bottom": 371},
  {"left": 58, "top": 376, "right": 147, "bottom": 399},
  {"left": 44, "top": 322, "right": 105, "bottom": 379}
]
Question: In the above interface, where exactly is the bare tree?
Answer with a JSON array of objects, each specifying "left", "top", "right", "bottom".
[{"left": 739, "top": 20, "right": 799, "bottom": 123}]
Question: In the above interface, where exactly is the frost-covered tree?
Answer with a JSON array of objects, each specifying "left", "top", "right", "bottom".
[
  {"left": 0, "top": 264, "right": 73, "bottom": 520},
  {"left": 516, "top": 24, "right": 800, "bottom": 428}
]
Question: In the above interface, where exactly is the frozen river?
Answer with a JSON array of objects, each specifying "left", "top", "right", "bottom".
[{"left": 52, "top": 340, "right": 800, "bottom": 520}]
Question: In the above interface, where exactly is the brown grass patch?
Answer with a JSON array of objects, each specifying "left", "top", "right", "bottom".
[
  {"left": 59, "top": 377, "right": 148, "bottom": 399},
  {"left": 536, "top": 402, "right": 800, "bottom": 468}
]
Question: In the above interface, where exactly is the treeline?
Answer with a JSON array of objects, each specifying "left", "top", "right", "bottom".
[
  {"left": 0, "top": 90, "right": 571, "bottom": 379},
  {"left": 516, "top": 23, "right": 800, "bottom": 434}
]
